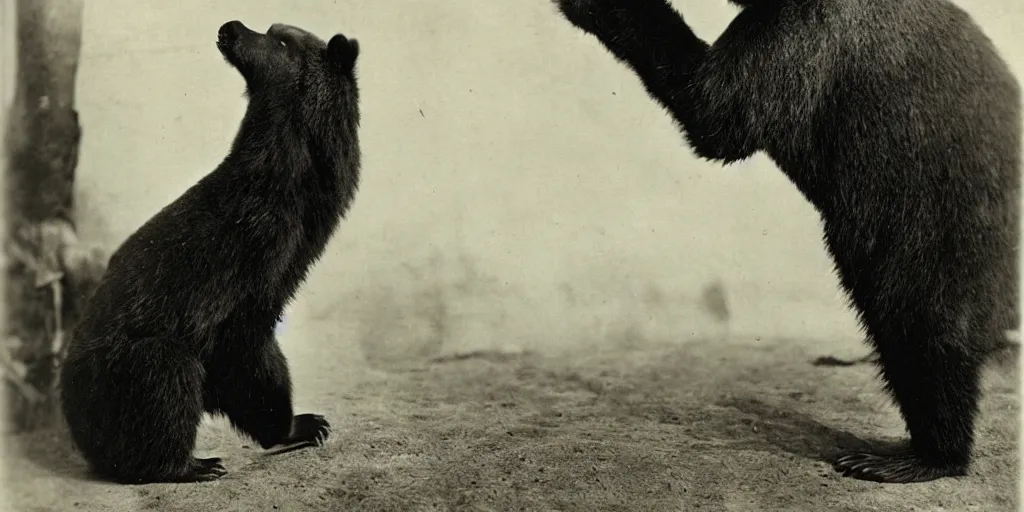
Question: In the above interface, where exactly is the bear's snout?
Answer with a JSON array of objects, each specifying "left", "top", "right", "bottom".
[{"left": 218, "top": 20, "right": 249, "bottom": 43}]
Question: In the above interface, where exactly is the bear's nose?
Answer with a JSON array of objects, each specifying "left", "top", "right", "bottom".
[{"left": 219, "top": 20, "right": 248, "bottom": 40}]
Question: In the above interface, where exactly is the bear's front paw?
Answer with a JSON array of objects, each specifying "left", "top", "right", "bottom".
[
  {"left": 553, "top": 0, "right": 655, "bottom": 38},
  {"left": 288, "top": 413, "right": 332, "bottom": 447}
]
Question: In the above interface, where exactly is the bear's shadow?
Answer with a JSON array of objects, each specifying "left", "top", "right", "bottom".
[
  {"left": 597, "top": 390, "right": 892, "bottom": 465},
  {"left": 711, "top": 395, "right": 894, "bottom": 461}
]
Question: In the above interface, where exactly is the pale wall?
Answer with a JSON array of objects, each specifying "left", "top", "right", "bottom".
[{"left": 70, "top": 1, "right": 1023, "bottom": 356}]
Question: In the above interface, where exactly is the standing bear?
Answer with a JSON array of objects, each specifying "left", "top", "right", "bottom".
[
  {"left": 551, "top": 0, "right": 1020, "bottom": 483},
  {"left": 60, "top": 21, "right": 362, "bottom": 484}
]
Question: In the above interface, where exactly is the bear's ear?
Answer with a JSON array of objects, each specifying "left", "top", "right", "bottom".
[{"left": 327, "top": 34, "right": 359, "bottom": 73}]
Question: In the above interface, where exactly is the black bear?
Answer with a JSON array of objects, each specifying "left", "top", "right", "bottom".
[
  {"left": 59, "top": 21, "right": 362, "bottom": 484},
  {"left": 551, "top": 0, "right": 1020, "bottom": 483}
]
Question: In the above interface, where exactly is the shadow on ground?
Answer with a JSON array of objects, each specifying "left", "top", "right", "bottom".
[{"left": 3, "top": 333, "right": 1019, "bottom": 511}]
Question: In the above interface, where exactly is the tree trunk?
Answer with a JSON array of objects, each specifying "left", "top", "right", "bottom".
[{"left": 4, "top": 0, "right": 105, "bottom": 432}]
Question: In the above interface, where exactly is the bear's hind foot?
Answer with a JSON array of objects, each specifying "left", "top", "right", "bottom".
[
  {"left": 107, "top": 456, "right": 227, "bottom": 484},
  {"left": 834, "top": 448, "right": 966, "bottom": 483},
  {"left": 177, "top": 457, "right": 228, "bottom": 483}
]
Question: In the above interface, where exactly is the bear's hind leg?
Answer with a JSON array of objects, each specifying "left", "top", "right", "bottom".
[
  {"left": 834, "top": 326, "right": 982, "bottom": 483},
  {"left": 75, "top": 336, "right": 224, "bottom": 484},
  {"left": 204, "top": 324, "right": 331, "bottom": 450}
]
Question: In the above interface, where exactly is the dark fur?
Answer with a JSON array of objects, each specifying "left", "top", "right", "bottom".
[
  {"left": 552, "top": 0, "right": 1020, "bottom": 483},
  {"left": 59, "top": 21, "right": 361, "bottom": 484}
]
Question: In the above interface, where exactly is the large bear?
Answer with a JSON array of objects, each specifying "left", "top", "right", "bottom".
[
  {"left": 551, "top": 0, "right": 1020, "bottom": 483},
  {"left": 59, "top": 21, "right": 362, "bottom": 484}
]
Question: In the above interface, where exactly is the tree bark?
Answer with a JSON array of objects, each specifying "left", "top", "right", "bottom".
[{"left": 4, "top": 0, "right": 105, "bottom": 432}]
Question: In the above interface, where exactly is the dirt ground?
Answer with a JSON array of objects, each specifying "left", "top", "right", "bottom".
[{"left": 2, "top": 326, "right": 1019, "bottom": 511}]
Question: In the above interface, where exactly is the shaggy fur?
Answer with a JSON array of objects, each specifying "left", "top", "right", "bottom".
[
  {"left": 59, "top": 21, "right": 362, "bottom": 484},
  {"left": 552, "top": 0, "right": 1020, "bottom": 483}
]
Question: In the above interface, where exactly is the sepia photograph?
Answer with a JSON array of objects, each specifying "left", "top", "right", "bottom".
[{"left": 1, "top": 0, "right": 1021, "bottom": 510}]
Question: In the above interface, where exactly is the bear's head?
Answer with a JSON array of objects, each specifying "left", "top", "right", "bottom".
[
  {"left": 215, "top": 20, "right": 360, "bottom": 166},
  {"left": 217, "top": 20, "right": 358, "bottom": 93}
]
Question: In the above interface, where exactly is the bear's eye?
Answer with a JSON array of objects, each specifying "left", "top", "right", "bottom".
[{"left": 279, "top": 40, "right": 287, "bottom": 47}]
